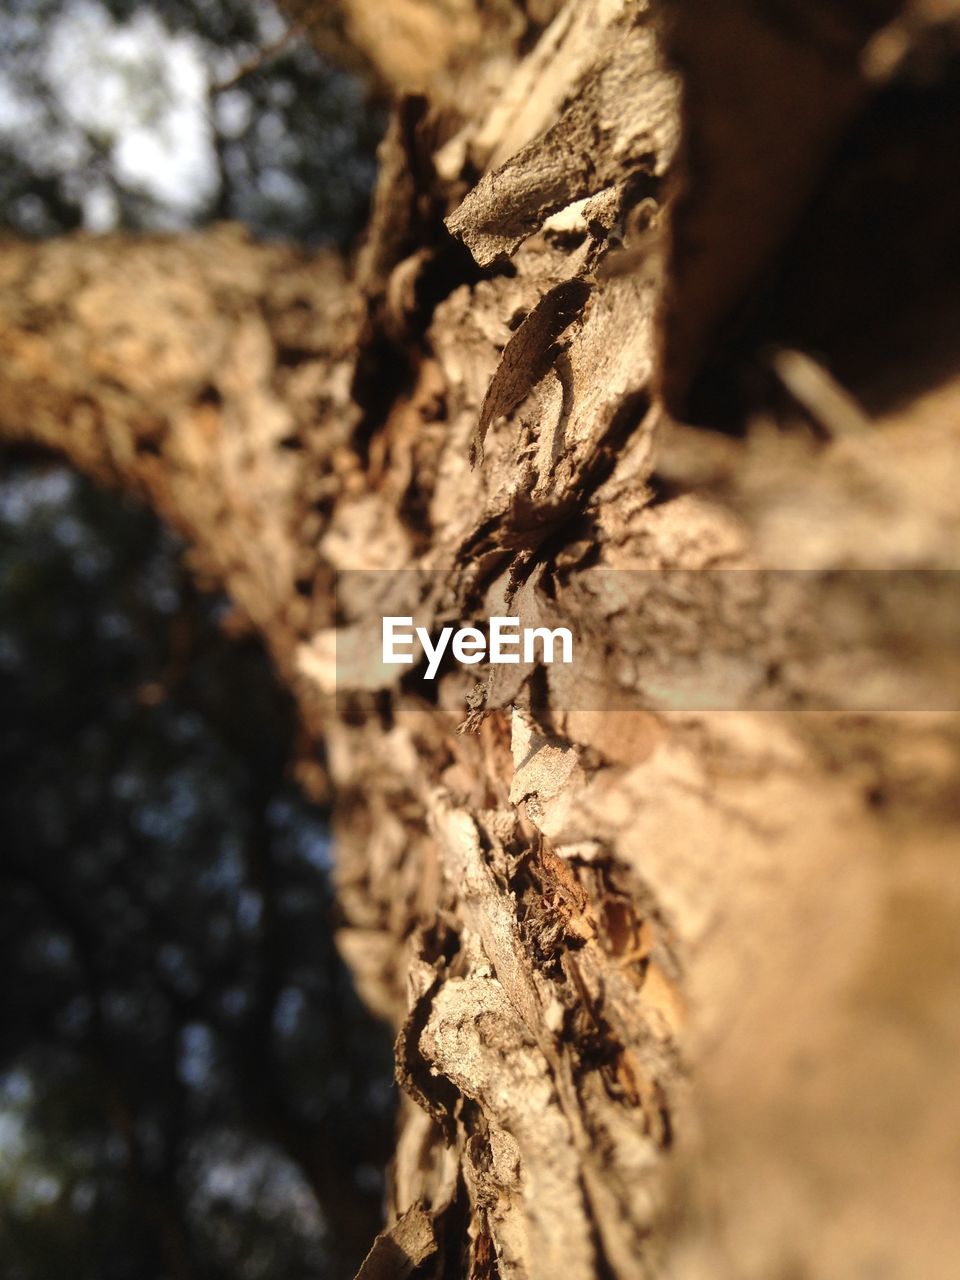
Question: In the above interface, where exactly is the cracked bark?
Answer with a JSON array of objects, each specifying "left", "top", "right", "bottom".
[{"left": 3, "top": 2, "right": 960, "bottom": 1277}]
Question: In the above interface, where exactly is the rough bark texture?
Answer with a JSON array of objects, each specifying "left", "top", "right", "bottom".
[{"left": 3, "top": 2, "right": 960, "bottom": 1277}]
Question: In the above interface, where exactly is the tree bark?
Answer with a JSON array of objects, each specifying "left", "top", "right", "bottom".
[{"left": 3, "top": 2, "right": 960, "bottom": 1277}]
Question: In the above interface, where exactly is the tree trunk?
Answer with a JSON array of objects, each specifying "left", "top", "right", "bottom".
[{"left": 3, "top": 2, "right": 960, "bottom": 1277}]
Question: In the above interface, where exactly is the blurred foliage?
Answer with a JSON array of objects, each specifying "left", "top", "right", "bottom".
[
  {"left": 0, "top": 464, "right": 395, "bottom": 1279},
  {"left": 0, "top": 0, "right": 384, "bottom": 243},
  {"left": 0, "top": 2, "right": 394, "bottom": 1278}
]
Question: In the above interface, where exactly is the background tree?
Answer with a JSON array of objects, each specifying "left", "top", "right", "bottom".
[{"left": 0, "top": 3, "right": 392, "bottom": 1276}]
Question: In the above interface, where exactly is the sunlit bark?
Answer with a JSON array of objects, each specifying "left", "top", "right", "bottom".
[{"left": 3, "top": 2, "right": 960, "bottom": 1276}]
